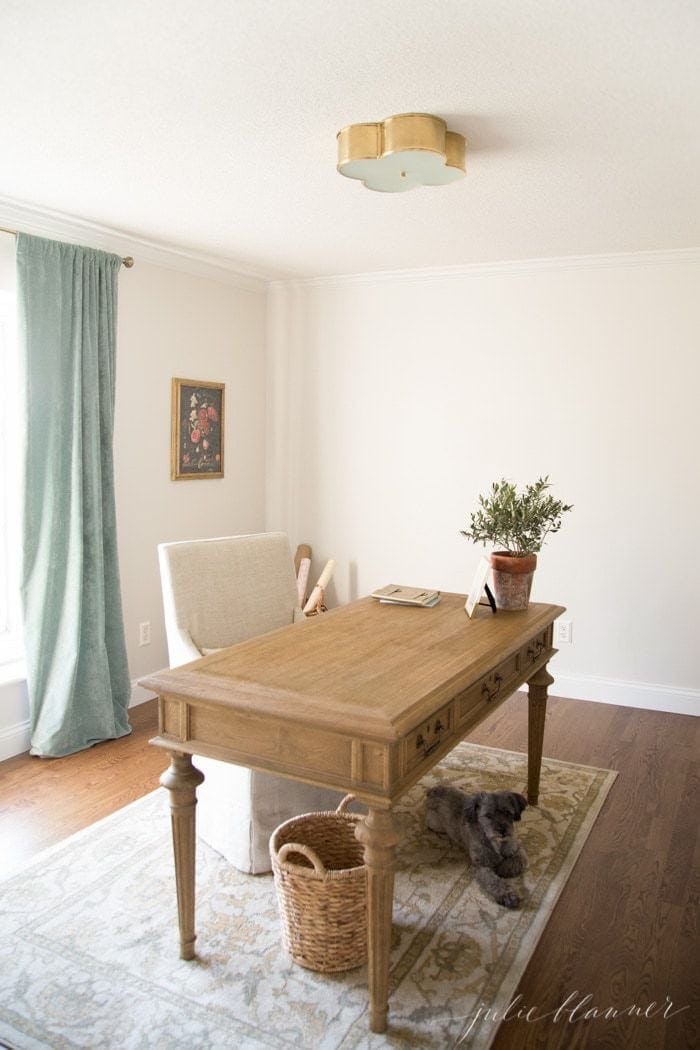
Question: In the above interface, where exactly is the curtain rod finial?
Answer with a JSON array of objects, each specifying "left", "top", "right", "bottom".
[{"left": 122, "top": 256, "right": 134, "bottom": 268}]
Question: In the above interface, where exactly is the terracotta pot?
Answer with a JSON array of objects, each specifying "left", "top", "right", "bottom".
[{"left": 489, "top": 552, "right": 537, "bottom": 610}]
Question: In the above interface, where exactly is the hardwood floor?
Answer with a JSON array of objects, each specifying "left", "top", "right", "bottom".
[
  {"left": 0, "top": 701, "right": 164, "bottom": 878},
  {"left": 0, "top": 694, "right": 697, "bottom": 1049}
]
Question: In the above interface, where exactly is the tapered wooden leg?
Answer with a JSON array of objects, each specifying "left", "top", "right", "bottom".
[
  {"left": 160, "top": 751, "right": 204, "bottom": 960},
  {"left": 355, "top": 806, "right": 400, "bottom": 1034},
  {"left": 527, "top": 664, "right": 554, "bottom": 806}
]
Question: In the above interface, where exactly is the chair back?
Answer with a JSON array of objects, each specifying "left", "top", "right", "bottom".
[{"left": 158, "top": 532, "right": 301, "bottom": 659}]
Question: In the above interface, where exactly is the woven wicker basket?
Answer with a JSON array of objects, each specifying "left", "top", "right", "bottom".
[{"left": 269, "top": 794, "right": 367, "bottom": 973}]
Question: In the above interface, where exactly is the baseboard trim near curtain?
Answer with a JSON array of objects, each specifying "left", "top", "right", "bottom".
[
  {"left": 0, "top": 681, "right": 155, "bottom": 761},
  {"left": 0, "top": 718, "right": 31, "bottom": 762},
  {"left": 128, "top": 681, "right": 157, "bottom": 708}
]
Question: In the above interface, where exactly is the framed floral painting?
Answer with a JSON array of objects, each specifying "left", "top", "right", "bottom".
[{"left": 171, "top": 378, "right": 225, "bottom": 480}]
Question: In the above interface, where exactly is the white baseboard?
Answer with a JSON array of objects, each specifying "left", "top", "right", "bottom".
[
  {"left": 523, "top": 673, "right": 699, "bottom": 717},
  {"left": 0, "top": 681, "right": 156, "bottom": 762},
  {"left": 2, "top": 675, "right": 695, "bottom": 764},
  {"left": 128, "top": 681, "right": 157, "bottom": 708},
  {"left": 0, "top": 719, "right": 31, "bottom": 762}
]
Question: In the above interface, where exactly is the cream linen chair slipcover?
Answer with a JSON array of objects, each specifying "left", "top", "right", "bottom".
[{"left": 158, "top": 532, "right": 342, "bottom": 873}]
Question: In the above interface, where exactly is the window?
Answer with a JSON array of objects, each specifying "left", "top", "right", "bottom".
[{"left": 0, "top": 289, "right": 23, "bottom": 668}]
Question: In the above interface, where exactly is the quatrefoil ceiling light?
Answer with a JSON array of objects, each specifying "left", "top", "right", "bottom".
[{"left": 337, "top": 113, "right": 466, "bottom": 193}]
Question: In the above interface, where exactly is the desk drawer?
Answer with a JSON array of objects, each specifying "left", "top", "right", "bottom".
[
  {"left": 402, "top": 702, "right": 455, "bottom": 776},
  {"left": 455, "top": 650, "right": 521, "bottom": 725},
  {"left": 520, "top": 629, "right": 549, "bottom": 672}
]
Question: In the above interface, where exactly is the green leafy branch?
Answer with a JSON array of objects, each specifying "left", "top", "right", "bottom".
[{"left": 461, "top": 476, "right": 573, "bottom": 556}]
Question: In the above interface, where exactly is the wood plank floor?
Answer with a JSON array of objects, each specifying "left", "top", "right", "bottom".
[{"left": 0, "top": 695, "right": 697, "bottom": 1049}]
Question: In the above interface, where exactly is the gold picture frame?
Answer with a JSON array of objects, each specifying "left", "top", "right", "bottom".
[{"left": 171, "top": 378, "right": 225, "bottom": 480}]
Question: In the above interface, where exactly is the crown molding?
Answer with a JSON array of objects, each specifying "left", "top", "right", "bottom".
[
  {"left": 3, "top": 197, "right": 697, "bottom": 292},
  {"left": 271, "top": 247, "right": 700, "bottom": 290},
  {"left": 0, "top": 196, "right": 275, "bottom": 293}
]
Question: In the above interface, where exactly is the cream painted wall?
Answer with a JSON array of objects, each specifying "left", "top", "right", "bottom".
[
  {"left": 266, "top": 258, "right": 700, "bottom": 714},
  {"left": 115, "top": 261, "right": 267, "bottom": 686},
  {"left": 0, "top": 236, "right": 267, "bottom": 756}
]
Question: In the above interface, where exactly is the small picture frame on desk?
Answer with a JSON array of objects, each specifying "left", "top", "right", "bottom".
[{"left": 465, "top": 556, "right": 492, "bottom": 618}]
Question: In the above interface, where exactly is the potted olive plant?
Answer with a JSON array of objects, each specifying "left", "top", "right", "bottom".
[{"left": 461, "top": 477, "right": 573, "bottom": 610}]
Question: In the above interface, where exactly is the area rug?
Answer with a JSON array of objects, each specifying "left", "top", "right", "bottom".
[{"left": 0, "top": 743, "right": 616, "bottom": 1050}]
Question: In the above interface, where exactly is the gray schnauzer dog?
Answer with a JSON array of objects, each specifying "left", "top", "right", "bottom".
[{"left": 425, "top": 785, "right": 528, "bottom": 908}]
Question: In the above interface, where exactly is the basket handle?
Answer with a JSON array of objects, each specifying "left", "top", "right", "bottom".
[
  {"left": 277, "top": 842, "right": 327, "bottom": 875},
  {"left": 336, "top": 794, "right": 356, "bottom": 814}
]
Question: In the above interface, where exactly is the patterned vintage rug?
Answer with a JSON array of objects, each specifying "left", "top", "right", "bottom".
[{"left": 0, "top": 744, "right": 615, "bottom": 1050}]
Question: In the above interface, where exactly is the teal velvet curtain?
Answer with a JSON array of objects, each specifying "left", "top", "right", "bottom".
[{"left": 16, "top": 234, "right": 131, "bottom": 757}]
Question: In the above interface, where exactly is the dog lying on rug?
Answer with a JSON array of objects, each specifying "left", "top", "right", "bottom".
[{"left": 426, "top": 785, "right": 528, "bottom": 909}]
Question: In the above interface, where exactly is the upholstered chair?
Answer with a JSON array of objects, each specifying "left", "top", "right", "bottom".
[{"left": 158, "top": 532, "right": 343, "bottom": 873}]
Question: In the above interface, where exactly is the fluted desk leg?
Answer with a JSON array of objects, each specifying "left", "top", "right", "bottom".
[
  {"left": 355, "top": 806, "right": 400, "bottom": 1034},
  {"left": 527, "top": 664, "right": 554, "bottom": 806},
  {"left": 160, "top": 751, "right": 205, "bottom": 960}
]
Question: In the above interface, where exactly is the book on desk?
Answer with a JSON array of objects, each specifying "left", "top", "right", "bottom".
[{"left": 371, "top": 584, "right": 441, "bottom": 608}]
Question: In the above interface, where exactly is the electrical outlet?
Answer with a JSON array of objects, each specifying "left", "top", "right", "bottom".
[
  {"left": 556, "top": 620, "right": 573, "bottom": 645},
  {"left": 138, "top": 621, "right": 151, "bottom": 647}
]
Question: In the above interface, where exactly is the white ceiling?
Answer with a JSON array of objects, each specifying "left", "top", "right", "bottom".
[{"left": 1, "top": 0, "right": 698, "bottom": 279}]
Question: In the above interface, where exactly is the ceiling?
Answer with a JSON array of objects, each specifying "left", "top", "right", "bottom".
[{"left": 1, "top": 0, "right": 698, "bottom": 279}]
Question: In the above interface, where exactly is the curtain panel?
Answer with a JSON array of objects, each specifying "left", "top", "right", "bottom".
[{"left": 16, "top": 234, "right": 131, "bottom": 757}]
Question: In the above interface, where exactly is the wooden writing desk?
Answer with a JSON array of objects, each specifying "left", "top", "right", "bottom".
[{"left": 141, "top": 593, "right": 564, "bottom": 1033}]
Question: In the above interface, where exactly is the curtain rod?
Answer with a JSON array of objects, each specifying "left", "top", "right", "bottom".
[{"left": 0, "top": 226, "right": 134, "bottom": 267}]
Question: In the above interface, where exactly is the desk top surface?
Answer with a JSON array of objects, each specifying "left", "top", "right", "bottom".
[{"left": 140, "top": 594, "right": 564, "bottom": 740}]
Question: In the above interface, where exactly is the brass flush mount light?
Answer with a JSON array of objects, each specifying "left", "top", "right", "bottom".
[{"left": 337, "top": 113, "right": 466, "bottom": 193}]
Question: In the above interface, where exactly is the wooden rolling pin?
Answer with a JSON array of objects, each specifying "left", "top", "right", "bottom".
[{"left": 303, "top": 559, "right": 336, "bottom": 614}]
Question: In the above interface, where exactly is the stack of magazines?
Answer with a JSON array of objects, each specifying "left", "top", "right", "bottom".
[{"left": 371, "top": 585, "right": 441, "bottom": 608}]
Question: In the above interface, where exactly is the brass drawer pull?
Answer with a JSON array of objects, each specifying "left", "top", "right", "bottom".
[
  {"left": 415, "top": 722, "right": 444, "bottom": 757},
  {"left": 481, "top": 673, "right": 503, "bottom": 703},
  {"left": 418, "top": 736, "right": 442, "bottom": 757},
  {"left": 527, "top": 639, "right": 545, "bottom": 662}
]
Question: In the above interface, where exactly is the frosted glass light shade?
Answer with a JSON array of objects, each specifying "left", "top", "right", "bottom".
[{"left": 337, "top": 113, "right": 466, "bottom": 193}]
